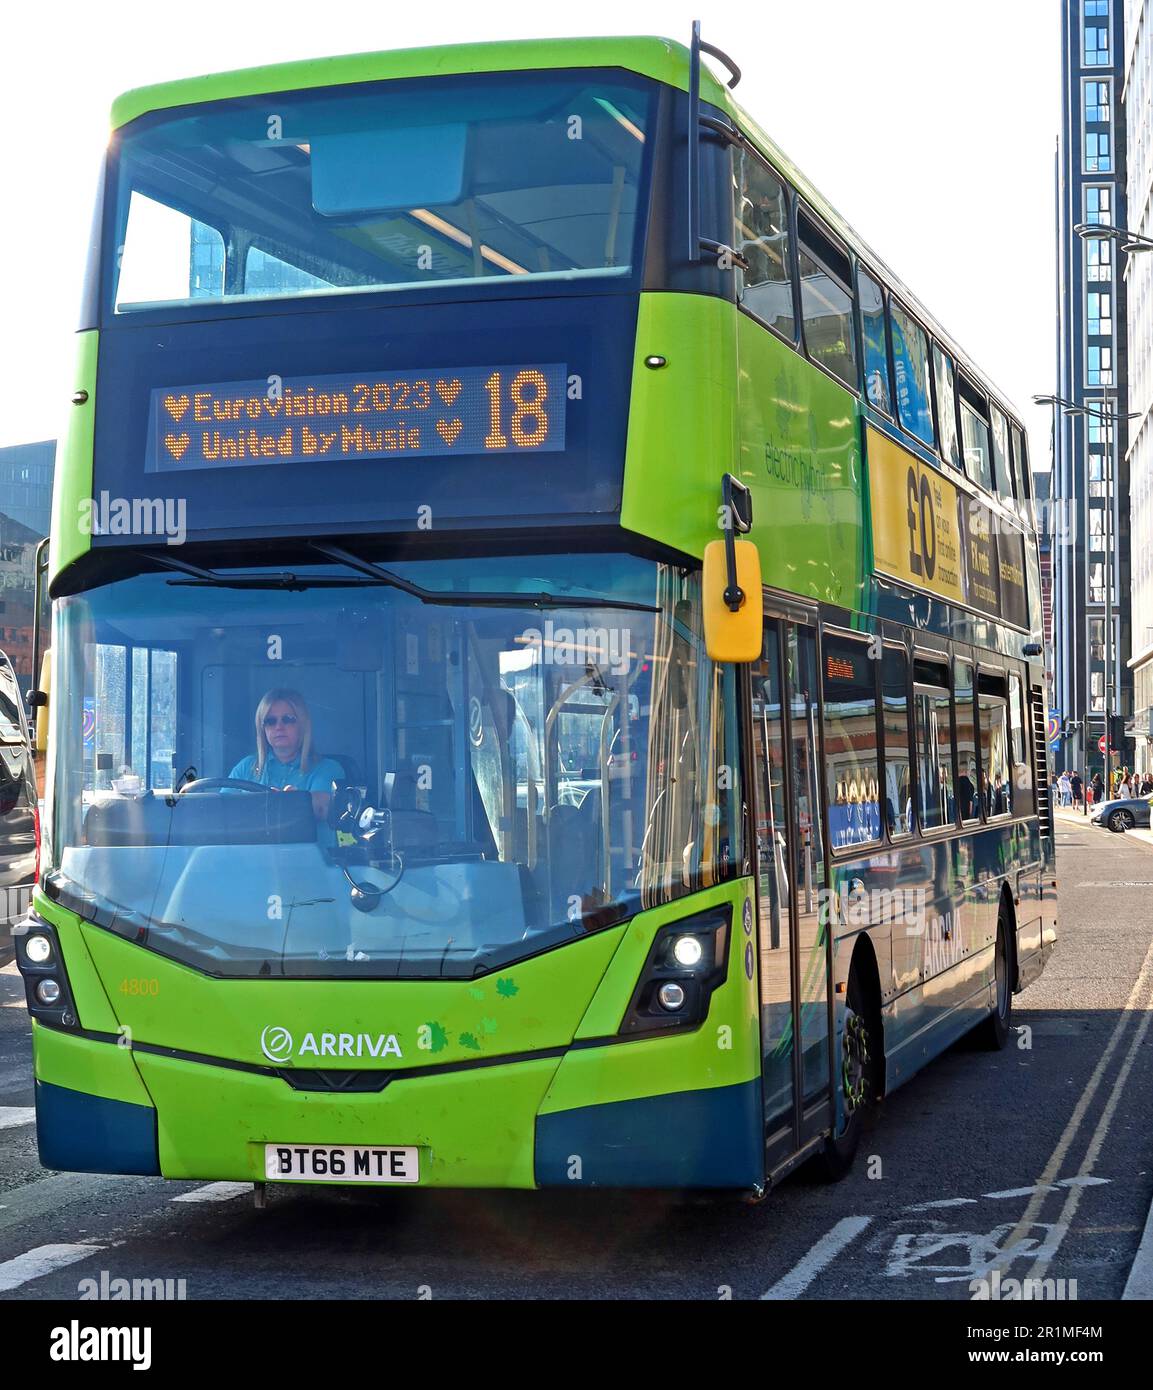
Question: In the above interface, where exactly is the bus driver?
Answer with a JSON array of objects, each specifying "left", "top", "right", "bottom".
[{"left": 229, "top": 688, "right": 343, "bottom": 821}]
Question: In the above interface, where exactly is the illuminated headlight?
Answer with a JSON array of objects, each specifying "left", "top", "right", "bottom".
[
  {"left": 619, "top": 904, "right": 732, "bottom": 1037},
  {"left": 25, "top": 934, "right": 53, "bottom": 965},
  {"left": 671, "top": 935, "right": 704, "bottom": 968},
  {"left": 35, "top": 979, "right": 61, "bottom": 1006},
  {"left": 657, "top": 982, "right": 686, "bottom": 1012}
]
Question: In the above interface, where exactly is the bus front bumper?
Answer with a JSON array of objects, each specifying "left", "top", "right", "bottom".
[{"left": 33, "top": 1025, "right": 765, "bottom": 1191}]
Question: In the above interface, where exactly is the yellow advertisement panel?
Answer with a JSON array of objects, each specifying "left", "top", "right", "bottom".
[{"left": 868, "top": 426, "right": 966, "bottom": 605}]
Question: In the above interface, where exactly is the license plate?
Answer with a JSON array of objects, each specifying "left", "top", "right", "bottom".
[{"left": 264, "top": 1143, "right": 419, "bottom": 1184}]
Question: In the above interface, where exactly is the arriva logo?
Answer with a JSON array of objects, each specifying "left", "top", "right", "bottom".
[
  {"left": 260, "top": 1026, "right": 294, "bottom": 1063},
  {"left": 259, "top": 1025, "right": 403, "bottom": 1063}
]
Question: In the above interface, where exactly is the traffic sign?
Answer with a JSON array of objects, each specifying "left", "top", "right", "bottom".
[{"left": 1099, "top": 735, "right": 1108, "bottom": 753}]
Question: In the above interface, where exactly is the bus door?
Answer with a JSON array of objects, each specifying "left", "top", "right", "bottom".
[{"left": 751, "top": 614, "right": 833, "bottom": 1172}]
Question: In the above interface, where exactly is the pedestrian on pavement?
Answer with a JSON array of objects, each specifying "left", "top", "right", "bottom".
[
  {"left": 1057, "top": 770, "right": 1072, "bottom": 806},
  {"left": 1071, "top": 770, "right": 1084, "bottom": 808},
  {"left": 1092, "top": 771, "right": 1105, "bottom": 805}
]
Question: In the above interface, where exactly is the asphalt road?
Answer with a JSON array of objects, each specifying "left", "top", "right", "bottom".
[{"left": 2, "top": 816, "right": 1152, "bottom": 1301}]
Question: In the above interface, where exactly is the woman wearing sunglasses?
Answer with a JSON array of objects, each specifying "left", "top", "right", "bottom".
[{"left": 229, "top": 688, "right": 344, "bottom": 820}]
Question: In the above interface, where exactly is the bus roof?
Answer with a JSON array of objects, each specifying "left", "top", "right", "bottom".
[
  {"left": 109, "top": 34, "right": 1025, "bottom": 429},
  {"left": 109, "top": 36, "right": 731, "bottom": 128}
]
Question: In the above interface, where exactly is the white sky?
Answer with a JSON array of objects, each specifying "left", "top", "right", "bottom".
[{"left": 0, "top": 0, "right": 1060, "bottom": 462}]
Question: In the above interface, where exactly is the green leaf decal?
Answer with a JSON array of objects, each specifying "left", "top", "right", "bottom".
[
  {"left": 459, "top": 1031, "right": 481, "bottom": 1051},
  {"left": 467, "top": 987, "right": 485, "bottom": 1001},
  {"left": 481, "top": 1017, "right": 498, "bottom": 1035},
  {"left": 496, "top": 977, "right": 519, "bottom": 998},
  {"left": 425, "top": 1022, "right": 448, "bottom": 1054}
]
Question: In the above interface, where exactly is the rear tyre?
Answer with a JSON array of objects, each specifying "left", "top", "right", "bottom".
[
  {"left": 1108, "top": 809, "right": 1134, "bottom": 833},
  {"left": 812, "top": 964, "right": 878, "bottom": 1181},
  {"left": 973, "top": 903, "right": 1014, "bottom": 1050}
]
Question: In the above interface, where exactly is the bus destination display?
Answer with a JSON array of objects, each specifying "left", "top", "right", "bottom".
[{"left": 146, "top": 363, "right": 567, "bottom": 472}]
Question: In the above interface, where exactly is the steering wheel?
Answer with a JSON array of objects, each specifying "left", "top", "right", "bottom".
[{"left": 178, "top": 777, "right": 272, "bottom": 793}]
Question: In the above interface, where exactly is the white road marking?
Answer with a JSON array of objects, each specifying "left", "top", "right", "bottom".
[
  {"left": 983, "top": 1185, "right": 1058, "bottom": 1200},
  {"left": 171, "top": 1182, "right": 250, "bottom": 1203},
  {"left": 907, "top": 1175, "right": 1111, "bottom": 1212},
  {"left": 884, "top": 1223, "right": 1066, "bottom": 1283},
  {"left": 990, "top": 932, "right": 1153, "bottom": 1281},
  {"left": 761, "top": 1216, "right": 872, "bottom": 1300},
  {"left": 0, "top": 1243, "right": 104, "bottom": 1293},
  {"left": 1027, "top": 970, "right": 1153, "bottom": 1283},
  {"left": 0, "top": 1107, "right": 35, "bottom": 1130},
  {"left": 1122, "top": 1188, "right": 1153, "bottom": 1300}
]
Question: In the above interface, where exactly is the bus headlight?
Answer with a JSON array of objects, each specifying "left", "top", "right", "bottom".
[
  {"left": 13, "top": 913, "right": 80, "bottom": 1030},
  {"left": 657, "top": 982, "right": 687, "bottom": 1011},
  {"left": 671, "top": 935, "right": 704, "bottom": 968},
  {"left": 25, "top": 934, "right": 53, "bottom": 964},
  {"left": 35, "top": 979, "right": 61, "bottom": 1006},
  {"left": 619, "top": 904, "right": 731, "bottom": 1037}
]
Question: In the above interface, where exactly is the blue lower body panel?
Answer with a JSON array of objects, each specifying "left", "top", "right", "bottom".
[
  {"left": 535, "top": 1079, "right": 764, "bottom": 1189},
  {"left": 36, "top": 1080, "right": 160, "bottom": 1176}
]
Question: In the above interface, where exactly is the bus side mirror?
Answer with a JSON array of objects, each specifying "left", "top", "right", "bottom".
[
  {"left": 703, "top": 538, "right": 762, "bottom": 662},
  {"left": 31, "top": 649, "right": 51, "bottom": 755}
]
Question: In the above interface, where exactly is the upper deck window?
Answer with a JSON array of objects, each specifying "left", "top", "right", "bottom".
[
  {"left": 931, "top": 345, "right": 961, "bottom": 470},
  {"left": 958, "top": 380, "right": 994, "bottom": 492},
  {"left": 735, "top": 150, "right": 796, "bottom": 341},
  {"left": 106, "top": 70, "right": 655, "bottom": 315},
  {"left": 858, "top": 268, "right": 891, "bottom": 414},
  {"left": 890, "top": 303, "right": 935, "bottom": 449},
  {"left": 989, "top": 403, "right": 1014, "bottom": 500},
  {"left": 797, "top": 212, "right": 857, "bottom": 390}
]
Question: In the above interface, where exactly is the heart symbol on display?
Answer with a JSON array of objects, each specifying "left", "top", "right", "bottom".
[
  {"left": 436, "top": 419, "right": 463, "bottom": 446},
  {"left": 165, "top": 433, "right": 190, "bottom": 461},
  {"left": 163, "top": 394, "right": 190, "bottom": 422},
  {"left": 435, "top": 379, "right": 462, "bottom": 407}
]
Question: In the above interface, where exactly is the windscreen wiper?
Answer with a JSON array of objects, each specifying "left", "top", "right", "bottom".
[
  {"left": 310, "top": 542, "right": 659, "bottom": 612},
  {"left": 143, "top": 546, "right": 658, "bottom": 612},
  {"left": 144, "top": 552, "right": 383, "bottom": 590}
]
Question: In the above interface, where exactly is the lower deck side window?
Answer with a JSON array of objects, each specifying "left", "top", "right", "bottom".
[{"left": 913, "top": 668, "right": 954, "bottom": 830}]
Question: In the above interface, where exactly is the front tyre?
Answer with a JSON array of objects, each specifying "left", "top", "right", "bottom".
[
  {"left": 1109, "top": 809, "right": 1134, "bottom": 833},
  {"left": 812, "top": 967, "right": 877, "bottom": 1181}
]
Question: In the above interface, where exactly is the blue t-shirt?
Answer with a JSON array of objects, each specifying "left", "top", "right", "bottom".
[{"left": 229, "top": 753, "right": 344, "bottom": 793}]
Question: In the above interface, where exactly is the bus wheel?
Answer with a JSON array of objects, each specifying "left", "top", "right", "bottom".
[
  {"left": 973, "top": 903, "right": 1014, "bottom": 1050},
  {"left": 813, "top": 966, "right": 877, "bottom": 1181}
]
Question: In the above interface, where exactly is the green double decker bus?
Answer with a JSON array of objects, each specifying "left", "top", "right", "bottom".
[{"left": 16, "top": 29, "right": 1056, "bottom": 1195}]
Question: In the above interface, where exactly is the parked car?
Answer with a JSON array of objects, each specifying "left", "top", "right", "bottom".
[
  {"left": 1090, "top": 794, "right": 1153, "bottom": 833},
  {"left": 0, "top": 652, "right": 37, "bottom": 968}
]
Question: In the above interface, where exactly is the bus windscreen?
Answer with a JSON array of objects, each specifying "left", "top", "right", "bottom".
[{"left": 106, "top": 70, "right": 655, "bottom": 314}]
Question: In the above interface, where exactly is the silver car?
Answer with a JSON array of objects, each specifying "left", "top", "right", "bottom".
[{"left": 1090, "top": 794, "right": 1153, "bottom": 833}]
